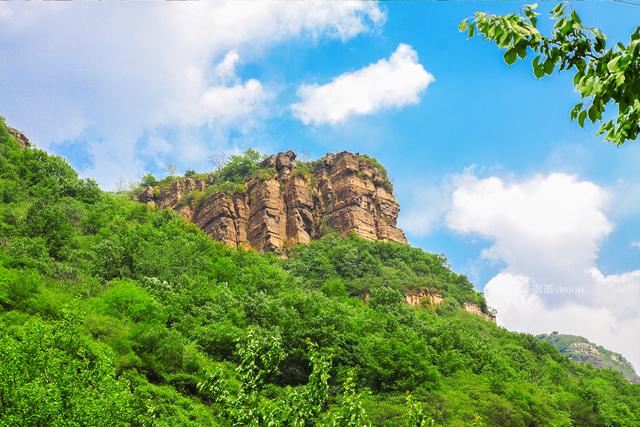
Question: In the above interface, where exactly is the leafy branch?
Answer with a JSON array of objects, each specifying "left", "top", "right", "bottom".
[{"left": 460, "top": 2, "right": 640, "bottom": 145}]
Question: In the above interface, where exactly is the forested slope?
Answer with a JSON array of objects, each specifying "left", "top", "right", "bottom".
[
  {"left": 539, "top": 333, "right": 640, "bottom": 384},
  {"left": 1, "top": 118, "right": 639, "bottom": 426}
]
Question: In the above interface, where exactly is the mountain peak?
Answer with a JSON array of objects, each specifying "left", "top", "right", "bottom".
[{"left": 135, "top": 150, "right": 406, "bottom": 252}]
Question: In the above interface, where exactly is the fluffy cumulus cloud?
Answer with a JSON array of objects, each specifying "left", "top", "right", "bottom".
[
  {"left": 291, "top": 43, "right": 434, "bottom": 125},
  {"left": 0, "top": 1, "right": 384, "bottom": 188},
  {"left": 447, "top": 172, "right": 640, "bottom": 371}
]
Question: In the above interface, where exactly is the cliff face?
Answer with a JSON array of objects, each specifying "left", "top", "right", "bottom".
[
  {"left": 403, "top": 290, "right": 496, "bottom": 322},
  {"left": 7, "top": 127, "right": 31, "bottom": 148},
  {"left": 138, "top": 151, "right": 407, "bottom": 252}
]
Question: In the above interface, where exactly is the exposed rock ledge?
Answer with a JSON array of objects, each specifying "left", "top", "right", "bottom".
[
  {"left": 137, "top": 151, "right": 407, "bottom": 252},
  {"left": 463, "top": 302, "right": 497, "bottom": 323},
  {"left": 404, "top": 290, "right": 443, "bottom": 307},
  {"left": 8, "top": 127, "right": 31, "bottom": 148},
  {"left": 364, "top": 289, "right": 496, "bottom": 322}
]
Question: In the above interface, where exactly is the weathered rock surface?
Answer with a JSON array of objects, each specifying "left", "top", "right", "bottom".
[
  {"left": 463, "top": 302, "right": 497, "bottom": 323},
  {"left": 404, "top": 290, "right": 443, "bottom": 307},
  {"left": 8, "top": 127, "right": 31, "bottom": 148},
  {"left": 137, "top": 151, "right": 407, "bottom": 252}
]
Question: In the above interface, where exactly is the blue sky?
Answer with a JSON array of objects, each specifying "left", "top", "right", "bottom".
[{"left": 1, "top": 1, "right": 639, "bottom": 369}]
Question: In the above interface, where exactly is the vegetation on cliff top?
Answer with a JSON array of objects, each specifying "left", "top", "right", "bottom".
[
  {"left": 1, "top": 117, "right": 640, "bottom": 425},
  {"left": 137, "top": 149, "right": 394, "bottom": 208}
]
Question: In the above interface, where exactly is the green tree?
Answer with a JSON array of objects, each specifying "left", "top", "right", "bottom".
[
  {"left": 460, "top": 2, "right": 640, "bottom": 145},
  {"left": 403, "top": 395, "right": 434, "bottom": 427},
  {"left": 0, "top": 317, "right": 133, "bottom": 425},
  {"left": 23, "top": 200, "right": 73, "bottom": 259},
  {"left": 214, "top": 149, "right": 264, "bottom": 184},
  {"left": 140, "top": 173, "right": 158, "bottom": 187},
  {"left": 330, "top": 372, "right": 371, "bottom": 427}
]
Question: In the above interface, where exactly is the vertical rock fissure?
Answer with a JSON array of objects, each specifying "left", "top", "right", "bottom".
[{"left": 137, "top": 151, "right": 407, "bottom": 252}]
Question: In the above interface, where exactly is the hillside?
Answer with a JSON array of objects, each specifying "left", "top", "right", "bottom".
[
  {"left": 538, "top": 333, "right": 640, "bottom": 384},
  {"left": 134, "top": 150, "right": 406, "bottom": 253},
  {"left": 1, "top": 117, "right": 640, "bottom": 426}
]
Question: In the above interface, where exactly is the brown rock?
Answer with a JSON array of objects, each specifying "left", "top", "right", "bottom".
[
  {"left": 463, "top": 303, "right": 496, "bottom": 323},
  {"left": 405, "top": 291, "right": 443, "bottom": 307},
  {"left": 139, "top": 186, "right": 156, "bottom": 208},
  {"left": 195, "top": 192, "right": 242, "bottom": 246},
  {"left": 8, "top": 127, "right": 31, "bottom": 148},
  {"left": 137, "top": 151, "right": 407, "bottom": 252}
]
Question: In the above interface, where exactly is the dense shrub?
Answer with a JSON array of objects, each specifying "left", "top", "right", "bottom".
[{"left": 0, "top": 119, "right": 638, "bottom": 426}]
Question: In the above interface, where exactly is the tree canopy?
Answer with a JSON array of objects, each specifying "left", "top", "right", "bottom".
[{"left": 1, "top": 117, "right": 639, "bottom": 425}]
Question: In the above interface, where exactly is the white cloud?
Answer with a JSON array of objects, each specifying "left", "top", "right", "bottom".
[
  {"left": 291, "top": 43, "right": 434, "bottom": 125},
  {"left": 632, "top": 241, "right": 640, "bottom": 249},
  {"left": 484, "top": 272, "right": 640, "bottom": 372},
  {"left": 448, "top": 173, "right": 612, "bottom": 284},
  {"left": 447, "top": 172, "right": 640, "bottom": 372},
  {"left": 0, "top": 1, "right": 384, "bottom": 188},
  {"left": 213, "top": 50, "right": 242, "bottom": 83}
]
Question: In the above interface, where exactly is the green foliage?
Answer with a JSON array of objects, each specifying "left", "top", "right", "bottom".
[
  {"left": 286, "top": 233, "right": 485, "bottom": 308},
  {"left": 460, "top": 2, "right": 640, "bottom": 145},
  {"left": 0, "top": 121, "right": 639, "bottom": 425},
  {"left": 214, "top": 148, "right": 263, "bottom": 184},
  {"left": 330, "top": 372, "right": 371, "bottom": 427},
  {"left": 141, "top": 173, "right": 158, "bottom": 187},
  {"left": 403, "top": 395, "right": 434, "bottom": 427},
  {"left": 0, "top": 117, "right": 22, "bottom": 153},
  {"left": 256, "top": 166, "right": 278, "bottom": 182},
  {"left": 138, "top": 148, "right": 262, "bottom": 209},
  {"left": 0, "top": 316, "right": 133, "bottom": 425},
  {"left": 198, "top": 334, "right": 335, "bottom": 427},
  {"left": 539, "top": 332, "right": 640, "bottom": 383},
  {"left": 23, "top": 200, "right": 73, "bottom": 259},
  {"left": 292, "top": 161, "right": 318, "bottom": 189}
]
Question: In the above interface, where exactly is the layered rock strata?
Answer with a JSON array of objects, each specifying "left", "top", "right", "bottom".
[{"left": 137, "top": 151, "right": 407, "bottom": 252}]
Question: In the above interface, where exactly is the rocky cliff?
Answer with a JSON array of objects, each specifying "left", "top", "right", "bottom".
[
  {"left": 538, "top": 332, "right": 639, "bottom": 383},
  {"left": 7, "top": 127, "right": 31, "bottom": 148},
  {"left": 137, "top": 151, "right": 407, "bottom": 252},
  {"left": 403, "top": 290, "right": 496, "bottom": 322}
]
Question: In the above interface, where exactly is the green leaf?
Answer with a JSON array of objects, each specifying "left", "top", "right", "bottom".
[
  {"left": 570, "top": 103, "right": 583, "bottom": 120},
  {"left": 533, "top": 56, "right": 545, "bottom": 78},
  {"left": 543, "top": 57, "right": 555, "bottom": 74},
  {"left": 607, "top": 56, "right": 621, "bottom": 73},
  {"left": 459, "top": 18, "right": 469, "bottom": 33},
  {"left": 593, "top": 28, "right": 606, "bottom": 51},
  {"left": 578, "top": 110, "right": 587, "bottom": 127},
  {"left": 468, "top": 23, "right": 476, "bottom": 38},
  {"left": 504, "top": 48, "right": 517, "bottom": 65},
  {"left": 551, "top": 3, "right": 566, "bottom": 19},
  {"left": 570, "top": 10, "right": 582, "bottom": 25},
  {"left": 588, "top": 105, "right": 598, "bottom": 123},
  {"left": 516, "top": 44, "right": 528, "bottom": 59}
]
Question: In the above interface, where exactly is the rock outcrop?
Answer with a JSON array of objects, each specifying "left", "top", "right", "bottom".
[
  {"left": 137, "top": 151, "right": 407, "bottom": 252},
  {"left": 538, "top": 332, "right": 640, "bottom": 383},
  {"left": 404, "top": 290, "right": 443, "bottom": 307},
  {"left": 8, "top": 127, "right": 31, "bottom": 148},
  {"left": 463, "top": 303, "right": 497, "bottom": 323}
]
